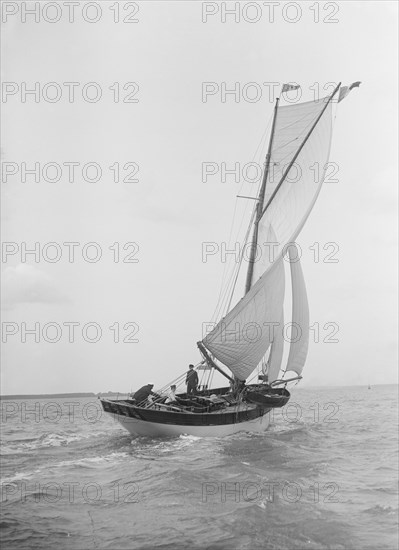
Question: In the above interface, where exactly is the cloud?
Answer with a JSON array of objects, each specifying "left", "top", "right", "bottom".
[{"left": 1, "top": 264, "right": 70, "bottom": 309}]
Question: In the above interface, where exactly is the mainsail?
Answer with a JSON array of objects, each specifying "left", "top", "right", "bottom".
[
  {"left": 203, "top": 257, "right": 285, "bottom": 381},
  {"left": 285, "top": 244, "right": 309, "bottom": 376}
]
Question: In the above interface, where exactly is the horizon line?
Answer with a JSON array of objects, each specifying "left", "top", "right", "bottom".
[{"left": 1, "top": 382, "right": 398, "bottom": 399}]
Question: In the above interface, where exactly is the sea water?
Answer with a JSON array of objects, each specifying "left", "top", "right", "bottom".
[{"left": 1, "top": 385, "right": 398, "bottom": 549}]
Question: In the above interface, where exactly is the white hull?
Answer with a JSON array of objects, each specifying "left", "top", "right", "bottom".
[{"left": 110, "top": 412, "right": 270, "bottom": 437}]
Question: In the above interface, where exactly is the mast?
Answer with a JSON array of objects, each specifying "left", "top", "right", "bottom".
[
  {"left": 245, "top": 97, "right": 280, "bottom": 294},
  {"left": 260, "top": 82, "right": 341, "bottom": 218}
]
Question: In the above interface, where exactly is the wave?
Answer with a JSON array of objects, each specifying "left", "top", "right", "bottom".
[
  {"left": 1, "top": 470, "right": 39, "bottom": 484},
  {"left": 1, "top": 430, "right": 111, "bottom": 454},
  {"left": 0, "top": 450, "right": 131, "bottom": 484},
  {"left": 129, "top": 433, "right": 202, "bottom": 454},
  {"left": 364, "top": 504, "right": 398, "bottom": 516},
  {"left": 54, "top": 451, "right": 130, "bottom": 470}
]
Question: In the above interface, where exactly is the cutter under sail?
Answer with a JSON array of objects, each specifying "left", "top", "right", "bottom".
[{"left": 101, "top": 81, "right": 357, "bottom": 437}]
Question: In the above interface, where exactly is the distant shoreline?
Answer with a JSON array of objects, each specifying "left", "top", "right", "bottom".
[
  {"left": 0, "top": 384, "right": 396, "bottom": 400},
  {"left": 0, "top": 392, "right": 124, "bottom": 400}
]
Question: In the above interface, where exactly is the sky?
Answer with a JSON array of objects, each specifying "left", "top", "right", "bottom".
[{"left": 1, "top": 0, "right": 398, "bottom": 394}]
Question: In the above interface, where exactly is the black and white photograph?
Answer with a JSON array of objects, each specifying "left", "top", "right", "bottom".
[{"left": 1, "top": 1, "right": 398, "bottom": 549}]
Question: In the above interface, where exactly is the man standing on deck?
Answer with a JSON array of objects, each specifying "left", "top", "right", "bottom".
[{"left": 186, "top": 365, "right": 199, "bottom": 395}]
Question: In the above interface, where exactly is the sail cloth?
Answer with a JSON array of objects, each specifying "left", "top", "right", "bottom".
[
  {"left": 268, "top": 310, "right": 284, "bottom": 383},
  {"left": 285, "top": 244, "right": 309, "bottom": 376},
  {"left": 203, "top": 257, "right": 285, "bottom": 381},
  {"left": 252, "top": 97, "right": 334, "bottom": 283}
]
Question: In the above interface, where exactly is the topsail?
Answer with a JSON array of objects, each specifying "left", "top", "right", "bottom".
[{"left": 252, "top": 95, "right": 335, "bottom": 283}]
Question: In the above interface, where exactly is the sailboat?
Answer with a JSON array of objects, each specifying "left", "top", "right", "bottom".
[{"left": 101, "top": 81, "right": 358, "bottom": 437}]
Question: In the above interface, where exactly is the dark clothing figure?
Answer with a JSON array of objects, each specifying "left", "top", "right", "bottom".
[
  {"left": 133, "top": 384, "right": 154, "bottom": 404},
  {"left": 186, "top": 366, "right": 199, "bottom": 395},
  {"left": 232, "top": 378, "right": 246, "bottom": 398}
]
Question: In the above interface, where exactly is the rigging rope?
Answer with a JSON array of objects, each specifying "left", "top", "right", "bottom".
[{"left": 210, "top": 113, "right": 273, "bottom": 324}]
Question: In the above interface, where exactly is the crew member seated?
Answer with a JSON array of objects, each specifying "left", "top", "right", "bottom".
[
  {"left": 165, "top": 384, "right": 177, "bottom": 404},
  {"left": 132, "top": 384, "right": 156, "bottom": 405}
]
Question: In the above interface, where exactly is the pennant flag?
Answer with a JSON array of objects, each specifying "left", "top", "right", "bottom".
[
  {"left": 338, "top": 81, "right": 361, "bottom": 102},
  {"left": 282, "top": 83, "right": 300, "bottom": 93},
  {"left": 349, "top": 81, "right": 361, "bottom": 90}
]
